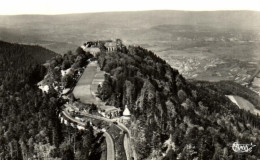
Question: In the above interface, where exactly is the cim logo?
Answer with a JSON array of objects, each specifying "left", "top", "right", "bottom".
[{"left": 232, "top": 142, "right": 256, "bottom": 153}]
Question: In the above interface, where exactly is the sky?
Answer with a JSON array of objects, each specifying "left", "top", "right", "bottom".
[{"left": 0, "top": 0, "right": 260, "bottom": 15}]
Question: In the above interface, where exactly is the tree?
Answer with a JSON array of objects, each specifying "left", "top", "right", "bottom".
[
  {"left": 19, "top": 139, "right": 28, "bottom": 160},
  {"left": 61, "top": 60, "right": 71, "bottom": 70},
  {"left": 81, "top": 127, "right": 94, "bottom": 159},
  {"left": 62, "top": 75, "right": 74, "bottom": 88},
  {"left": 62, "top": 148, "right": 74, "bottom": 160},
  {"left": 177, "top": 89, "right": 187, "bottom": 102},
  {"left": 76, "top": 47, "right": 86, "bottom": 55}
]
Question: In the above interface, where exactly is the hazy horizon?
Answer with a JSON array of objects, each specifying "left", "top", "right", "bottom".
[
  {"left": 1, "top": 0, "right": 260, "bottom": 15},
  {"left": 0, "top": 9, "right": 260, "bottom": 16}
]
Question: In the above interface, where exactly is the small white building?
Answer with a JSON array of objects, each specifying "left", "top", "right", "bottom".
[
  {"left": 64, "top": 119, "right": 68, "bottom": 125},
  {"left": 98, "top": 105, "right": 120, "bottom": 119},
  {"left": 122, "top": 105, "right": 131, "bottom": 120},
  {"left": 77, "top": 125, "right": 85, "bottom": 130}
]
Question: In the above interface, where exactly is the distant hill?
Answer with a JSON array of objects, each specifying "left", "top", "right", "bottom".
[
  {"left": 0, "top": 40, "right": 57, "bottom": 89},
  {"left": 0, "top": 10, "right": 259, "bottom": 53},
  {"left": 0, "top": 10, "right": 259, "bottom": 30},
  {"left": 0, "top": 40, "right": 56, "bottom": 64}
]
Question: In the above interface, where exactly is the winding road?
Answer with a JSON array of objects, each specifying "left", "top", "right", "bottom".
[
  {"left": 61, "top": 109, "right": 115, "bottom": 160},
  {"left": 68, "top": 61, "right": 133, "bottom": 160}
]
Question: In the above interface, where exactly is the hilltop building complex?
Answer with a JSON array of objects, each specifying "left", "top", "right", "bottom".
[{"left": 81, "top": 39, "right": 125, "bottom": 56}]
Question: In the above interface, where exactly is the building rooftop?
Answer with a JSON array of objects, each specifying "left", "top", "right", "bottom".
[
  {"left": 104, "top": 42, "right": 117, "bottom": 47},
  {"left": 99, "top": 105, "right": 120, "bottom": 112}
]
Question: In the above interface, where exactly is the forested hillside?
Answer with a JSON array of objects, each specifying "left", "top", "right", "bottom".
[
  {"left": 0, "top": 41, "right": 56, "bottom": 92},
  {"left": 1, "top": 39, "right": 259, "bottom": 159},
  {"left": 0, "top": 40, "right": 56, "bottom": 63},
  {"left": 0, "top": 41, "right": 103, "bottom": 159},
  {"left": 97, "top": 46, "right": 260, "bottom": 160},
  {"left": 189, "top": 80, "right": 260, "bottom": 110}
]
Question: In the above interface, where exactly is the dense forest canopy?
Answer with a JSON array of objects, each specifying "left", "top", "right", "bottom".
[
  {"left": 0, "top": 40, "right": 56, "bottom": 64},
  {"left": 0, "top": 41, "right": 103, "bottom": 159},
  {"left": 0, "top": 40, "right": 56, "bottom": 92},
  {"left": 0, "top": 39, "right": 260, "bottom": 160},
  {"left": 96, "top": 46, "right": 260, "bottom": 160}
]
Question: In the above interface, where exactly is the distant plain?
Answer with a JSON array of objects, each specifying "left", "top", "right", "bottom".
[{"left": 0, "top": 10, "right": 259, "bottom": 87}]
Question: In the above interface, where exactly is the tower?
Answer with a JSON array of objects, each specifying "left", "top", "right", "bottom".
[{"left": 123, "top": 105, "right": 131, "bottom": 121}]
